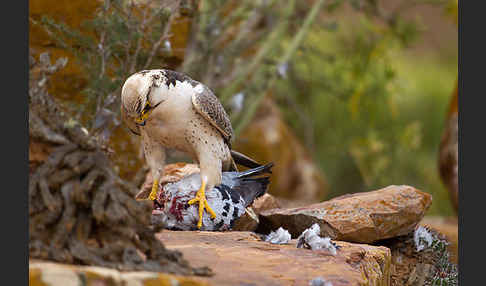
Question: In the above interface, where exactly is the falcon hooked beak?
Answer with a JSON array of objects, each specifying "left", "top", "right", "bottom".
[{"left": 135, "top": 101, "right": 161, "bottom": 127}]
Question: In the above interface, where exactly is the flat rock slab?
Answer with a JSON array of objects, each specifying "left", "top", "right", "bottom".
[
  {"left": 29, "top": 259, "right": 210, "bottom": 286},
  {"left": 157, "top": 230, "right": 391, "bottom": 286},
  {"left": 259, "top": 185, "right": 432, "bottom": 243}
]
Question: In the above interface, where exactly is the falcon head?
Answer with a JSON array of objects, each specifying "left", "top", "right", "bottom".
[{"left": 121, "top": 70, "right": 166, "bottom": 126}]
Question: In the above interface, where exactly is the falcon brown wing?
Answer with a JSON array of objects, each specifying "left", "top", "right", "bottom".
[{"left": 191, "top": 86, "right": 234, "bottom": 144}]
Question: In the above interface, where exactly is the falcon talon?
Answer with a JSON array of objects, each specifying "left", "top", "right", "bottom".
[
  {"left": 188, "top": 183, "right": 217, "bottom": 228},
  {"left": 148, "top": 179, "right": 159, "bottom": 201}
]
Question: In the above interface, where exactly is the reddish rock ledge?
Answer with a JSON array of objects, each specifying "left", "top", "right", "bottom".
[
  {"left": 29, "top": 230, "right": 391, "bottom": 286},
  {"left": 158, "top": 230, "right": 391, "bottom": 286}
]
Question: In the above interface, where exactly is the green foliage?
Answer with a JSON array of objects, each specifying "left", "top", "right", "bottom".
[
  {"left": 31, "top": 0, "right": 456, "bottom": 216},
  {"left": 274, "top": 0, "right": 456, "bottom": 215},
  {"left": 32, "top": 0, "right": 176, "bottom": 136},
  {"left": 181, "top": 0, "right": 326, "bottom": 136}
]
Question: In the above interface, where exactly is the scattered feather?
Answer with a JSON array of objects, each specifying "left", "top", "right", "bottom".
[
  {"left": 297, "top": 224, "right": 339, "bottom": 255},
  {"left": 264, "top": 227, "right": 291, "bottom": 244},
  {"left": 414, "top": 225, "right": 434, "bottom": 252}
]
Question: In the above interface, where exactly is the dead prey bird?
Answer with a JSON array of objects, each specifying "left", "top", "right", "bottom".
[
  {"left": 121, "top": 69, "right": 259, "bottom": 229},
  {"left": 150, "top": 163, "right": 273, "bottom": 231}
]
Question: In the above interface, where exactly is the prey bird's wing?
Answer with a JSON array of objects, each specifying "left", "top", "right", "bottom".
[
  {"left": 191, "top": 86, "right": 233, "bottom": 144},
  {"left": 121, "top": 104, "right": 141, "bottom": 136}
]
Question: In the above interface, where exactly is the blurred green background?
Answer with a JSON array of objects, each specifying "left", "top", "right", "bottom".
[
  {"left": 275, "top": 6, "right": 457, "bottom": 216},
  {"left": 30, "top": 0, "right": 458, "bottom": 216}
]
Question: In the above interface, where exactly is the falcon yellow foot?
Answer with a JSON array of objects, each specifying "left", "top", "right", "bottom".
[
  {"left": 188, "top": 178, "right": 216, "bottom": 229},
  {"left": 148, "top": 179, "right": 159, "bottom": 201}
]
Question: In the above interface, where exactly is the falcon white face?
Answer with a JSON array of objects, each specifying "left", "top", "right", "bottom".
[{"left": 121, "top": 70, "right": 167, "bottom": 126}]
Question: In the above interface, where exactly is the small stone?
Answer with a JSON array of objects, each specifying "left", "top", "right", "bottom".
[{"left": 309, "top": 277, "right": 333, "bottom": 286}]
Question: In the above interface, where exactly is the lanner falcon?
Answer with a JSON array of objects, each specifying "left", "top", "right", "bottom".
[{"left": 120, "top": 69, "right": 259, "bottom": 229}]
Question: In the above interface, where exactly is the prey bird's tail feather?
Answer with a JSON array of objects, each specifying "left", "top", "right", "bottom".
[
  {"left": 230, "top": 150, "right": 262, "bottom": 169},
  {"left": 236, "top": 162, "right": 274, "bottom": 179},
  {"left": 233, "top": 163, "right": 274, "bottom": 207}
]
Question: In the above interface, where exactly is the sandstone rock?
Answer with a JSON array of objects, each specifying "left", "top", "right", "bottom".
[
  {"left": 29, "top": 260, "right": 210, "bottom": 286},
  {"left": 420, "top": 216, "right": 458, "bottom": 263},
  {"left": 259, "top": 185, "right": 432, "bottom": 243},
  {"left": 272, "top": 196, "right": 320, "bottom": 210},
  {"left": 251, "top": 193, "right": 281, "bottom": 214},
  {"left": 157, "top": 230, "right": 391, "bottom": 286},
  {"left": 233, "top": 98, "right": 328, "bottom": 203}
]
